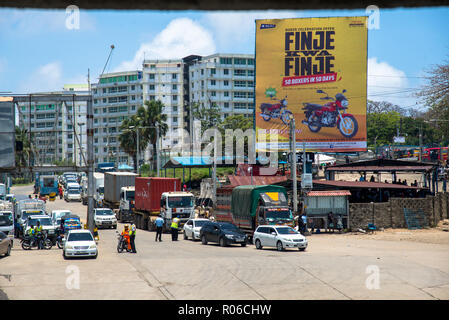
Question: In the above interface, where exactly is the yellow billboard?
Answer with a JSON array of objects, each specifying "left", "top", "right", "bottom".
[{"left": 255, "top": 17, "right": 367, "bottom": 152}]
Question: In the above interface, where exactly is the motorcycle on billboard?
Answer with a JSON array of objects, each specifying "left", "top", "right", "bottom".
[
  {"left": 301, "top": 89, "right": 358, "bottom": 138},
  {"left": 259, "top": 96, "right": 293, "bottom": 125}
]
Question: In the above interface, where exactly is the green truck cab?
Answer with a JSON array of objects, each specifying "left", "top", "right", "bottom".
[{"left": 217, "top": 185, "right": 294, "bottom": 241}]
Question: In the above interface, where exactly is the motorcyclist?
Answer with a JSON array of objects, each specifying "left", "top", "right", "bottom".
[
  {"left": 35, "top": 221, "right": 43, "bottom": 250},
  {"left": 121, "top": 225, "right": 131, "bottom": 251}
]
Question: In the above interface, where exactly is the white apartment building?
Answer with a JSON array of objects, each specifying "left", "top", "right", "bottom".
[
  {"left": 91, "top": 71, "right": 143, "bottom": 166},
  {"left": 18, "top": 84, "right": 88, "bottom": 166},
  {"left": 142, "top": 59, "right": 185, "bottom": 151},
  {"left": 188, "top": 54, "right": 255, "bottom": 121}
]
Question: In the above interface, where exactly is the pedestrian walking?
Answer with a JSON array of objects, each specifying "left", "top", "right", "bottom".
[
  {"left": 327, "top": 211, "right": 335, "bottom": 233},
  {"left": 155, "top": 215, "right": 164, "bottom": 242},
  {"left": 129, "top": 224, "right": 137, "bottom": 253}
]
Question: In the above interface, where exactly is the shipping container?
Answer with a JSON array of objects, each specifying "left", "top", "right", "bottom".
[
  {"left": 135, "top": 177, "right": 181, "bottom": 213},
  {"left": 104, "top": 172, "right": 138, "bottom": 208}
]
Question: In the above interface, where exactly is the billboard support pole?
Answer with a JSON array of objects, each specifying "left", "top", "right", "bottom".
[
  {"left": 290, "top": 119, "right": 298, "bottom": 214},
  {"left": 86, "top": 69, "right": 95, "bottom": 233}
]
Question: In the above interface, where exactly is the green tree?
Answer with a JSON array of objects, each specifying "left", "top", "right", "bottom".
[
  {"left": 192, "top": 102, "right": 222, "bottom": 134},
  {"left": 135, "top": 100, "right": 168, "bottom": 170},
  {"left": 15, "top": 126, "right": 33, "bottom": 167},
  {"left": 367, "top": 111, "right": 401, "bottom": 147},
  {"left": 119, "top": 116, "right": 140, "bottom": 172}
]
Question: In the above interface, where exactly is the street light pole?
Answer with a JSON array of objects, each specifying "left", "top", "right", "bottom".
[
  {"left": 78, "top": 123, "right": 85, "bottom": 166},
  {"left": 290, "top": 119, "right": 298, "bottom": 213}
]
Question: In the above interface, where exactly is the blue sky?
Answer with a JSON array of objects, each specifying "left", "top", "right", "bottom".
[{"left": 0, "top": 7, "right": 448, "bottom": 109}]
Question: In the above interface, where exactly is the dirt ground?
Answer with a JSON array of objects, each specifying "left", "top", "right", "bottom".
[{"left": 341, "top": 220, "right": 449, "bottom": 245}]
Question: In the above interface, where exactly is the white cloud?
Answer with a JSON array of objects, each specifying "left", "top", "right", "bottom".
[
  {"left": 367, "top": 57, "right": 419, "bottom": 108},
  {"left": 203, "top": 10, "right": 299, "bottom": 50},
  {"left": 115, "top": 18, "right": 216, "bottom": 71},
  {"left": 20, "top": 62, "right": 63, "bottom": 93}
]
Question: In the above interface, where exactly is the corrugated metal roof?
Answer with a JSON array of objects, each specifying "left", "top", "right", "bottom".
[
  {"left": 326, "top": 165, "right": 433, "bottom": 172},
  {"left": 307, "top": 190, "right": 351, "bottom": 196},
  {"left": 228, "top": 175, "right": 288, "bottom": 187},
  {"left": 313, "top": 180, "right": 424, "bottom": 189}
]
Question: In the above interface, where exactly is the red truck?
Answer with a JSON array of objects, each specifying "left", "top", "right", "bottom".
[{"left": 133, "top": 177, "right": 195, "bottom": 231}]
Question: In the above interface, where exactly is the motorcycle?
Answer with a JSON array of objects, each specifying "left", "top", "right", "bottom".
[
  {"left": 21, "top": 231, "right": 53, "bottom": 250},
  {"left": 116, "top": 231, "right": 131, "bottom": 253},
  {"left": 50, "top": 228, "right": 64, "bottom": 249},
  {"left": 301, "top": 89, "right": 358, "bottom": 138},
  {"left": 259, "top": 96, "right": 293, "bottom": 125}
]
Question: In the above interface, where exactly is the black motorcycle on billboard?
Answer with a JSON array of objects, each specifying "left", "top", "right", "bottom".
[{"left": 301, "top": 89, "right": 358, "bottom": 138}]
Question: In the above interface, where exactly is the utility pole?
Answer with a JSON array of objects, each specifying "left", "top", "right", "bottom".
[
  {"left": 419, "top": 124, "right": 423, "bottom": 162},
  {"left": 86, "top": 68, "right": 95, "bottom": 232},
  {"left": 290, "top": 119, "right": 297, "bottom": 213},
  {"left": 156, "top": 124, "right": 160, "bottom": 177},
  {"left": 136, "top": 128, "right": 140, "bottom": 174}
]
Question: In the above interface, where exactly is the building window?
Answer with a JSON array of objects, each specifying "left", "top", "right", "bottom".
[
  {"left": 150, "top": 95, "right": 155, "bottom": 101},
  {"left": 220, "top": 57, "right": 232, "bottom": 64},
  {"left": 235, "top": 81, "right": 246, "bottom": 87},
  {"left": 224, "top": 91, "right": 229, "bottom": 97},
  {"left": 173, "top": 106, "right": 178, "bottom": 112},
  {"left": 201, "top": 69, "right": 204, "bottom": 75},
  {"left": 234, "top": 69, "right": 246, "bottom": 77},
  {"left": 149, "top": 84, "right": 155, "bottom": 90},
  {"left": 172, "top": 84, "right": 177, "bottom": 90},
  {"left": 211, "top": 80, "right": 216, "bottom": 86},
  {"left": 173, "top": 95, "right": 178, "bottom": 101},
  {"left": 224, "top": 69, "right": 229, "bottom": 75},
  {"left": 224, "top": 102, "right": 229, "bottom": 108},
  {"left": 248, "top": 70, "right": 254, "bottom": 76},
  {"left": 131, "top": 85, "right": 135, "bottom": 90},
  {"left": 211, "top": 91, "right": 216, "bottom": 97},
  {"left": 149, "top": 74, "right": 155, "bottom": 80},
  {"left": 233, "top": 92, "right": 247, "bottom": 99},
  {"left": 172, "top": 73, "right": 177, "bottom": 79},
  {"left": 173, "top": 117, "right": 178, "bottom": 123},
  {"left": 103, "top": 88, "right": 106, "bottom": 94},
  {"left": 102, "top": 98, "right": 106, "bottom": 103},
  {"left": 211, "top": 68, "right": 216, "bottom": 75}
]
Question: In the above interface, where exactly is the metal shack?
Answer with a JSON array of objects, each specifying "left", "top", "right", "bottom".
[{"left": 304, "top": 190, "right": 351, "bottom": 232}]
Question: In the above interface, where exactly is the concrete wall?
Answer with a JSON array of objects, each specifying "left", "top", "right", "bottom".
[{"left": 349, "top": 193, "right": 449, "bottom": 230}]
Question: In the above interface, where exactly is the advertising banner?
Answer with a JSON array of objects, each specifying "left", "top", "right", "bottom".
[{"left": 255, "top": 17, "right": 367, "bottom": 152}]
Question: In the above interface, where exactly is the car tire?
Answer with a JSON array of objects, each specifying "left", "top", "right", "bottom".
[
  {"left": 201, "top": 235, "right": 208, "bottom": 245},
  {"left": 183, "top": 231, "right": 188, "bottom": 240},
  {"left": 63, "top": 251, "right": 68, "bottom": 260},
  {"left": 5, "top": 244, "right": 11, "bottom": 256},
  {"left": 276, "top": 241, "right": 284, "bottom": 251},
  {"left": 255, "top": 239, "right": 263, "bottom": 250},
  {"left": 219, "top": 237, "right": 227, "bottom": 247},
  {"left": 299, "top": 247, "right": 306, "bottom": 251},
  {"left": 241, "top": 242, "right": 246, "bottom": 247},
  {"left": 113, "top": 225, "right": 117, "bottom": 229}
]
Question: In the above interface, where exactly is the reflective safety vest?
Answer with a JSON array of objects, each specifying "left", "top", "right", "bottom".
[
  {"left": 129, "top": 225, "right": 136, "bottom": 236},
  {"left": 27, "top": 228, "right": 35, "bottom": 236},
  {"left": 171, "top": 218, "right": 179, "bottom": 229},
  {"left": 36, "top": 226, "right": 43, "bottom": 233}
]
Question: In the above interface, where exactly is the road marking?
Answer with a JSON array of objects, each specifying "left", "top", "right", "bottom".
[{"left": 226, "top": 268, "right": 266, "bottom": 300}]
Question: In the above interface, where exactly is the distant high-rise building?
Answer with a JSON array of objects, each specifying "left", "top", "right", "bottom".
[
  {"left": 18, "top": 84, "right": 88, "bottom": 166},
  {"left": 91, "top": 70, "right": 143, "bottom": 166}
]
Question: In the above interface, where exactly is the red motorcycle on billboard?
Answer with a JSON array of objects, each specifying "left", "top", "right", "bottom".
[
  {"left": 259, "top": 96, "right": 293, "bottom": 125},
  {"left": 301, "top": 89, "right": 358, "bottom": 138}
]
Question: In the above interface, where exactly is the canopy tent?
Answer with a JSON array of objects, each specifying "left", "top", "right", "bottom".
[{"left": 314, "top": 154, "right": 336, "bottom": 165}]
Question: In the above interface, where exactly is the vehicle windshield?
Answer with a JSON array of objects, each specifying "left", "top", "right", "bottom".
[
  {"left": 0, "top": 216, "right": 12, "bottom": 226},
  {"left": 68, "top": 232, "right": 93, "bottom": 242},
  {"left": 95, "top": 209, "right": 114, "bottom": 216},
  {"left": 219, "top": 223, "right": 238, "bottom": 231},
  {"left": 98, "top": 186, "right": 104, "bottom": 194},
  {"left": 265, "top": 209, "right": 292, "bottom": 219},
  {"left": 28, "top": 217, "right": 52, "bottom": 226},
  {"left": 194, "top": 220, "right": 207, "bottom": 228},
  {"left": 126, "top": 190, "right": 135, "bottom": 200},
  {"left": 276, "top": 227, "right": 298, "bottom": 235},
  {"left": 68, "top": 188, "right": 80, "bottom": 194},
  {"left": 167, "top": 196, "right": 194, "bottom": 208},
  {"left": 54, "top": 211, "right": 71, "bottom": 219},
  {"left": 22, "top": 211, "right": 44, "bottom": 219}
]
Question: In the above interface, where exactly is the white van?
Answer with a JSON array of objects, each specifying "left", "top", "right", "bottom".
[{"left": 64, "top": 183, "right": 81, "bottom": 202}]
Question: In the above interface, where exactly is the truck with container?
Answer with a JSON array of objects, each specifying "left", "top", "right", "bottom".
[
  {"left": 81, "top": 172, "right": 105, "bottom": 206},
  {"left": 39, "top": 175, "right": 59, "bottom": 197},
  {"left": 118, "top": 186, "right": 135, "bottom": 223},
  {"left": 103, "top": 172, "right": 138, "bottom": 209},
  {"left": 213, "top": 185, "right": 294, "bottom": 242},
  {"left": 133, "top": 177, "right": 195, "bottom": 232},
  {"left": 14, "top": 199, "right": 46, "bottom": 238}
]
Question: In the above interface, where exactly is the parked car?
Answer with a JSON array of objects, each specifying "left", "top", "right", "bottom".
[
  {"left": 0, "top": 212, "right": 14, "bottom": 236},
  {"left": 253, "top": 225, "right": 308, "bottom": 251},
  {"left": 0, "top": 231, "right": 12, "bottom": 256},
  {"left": 183, "top": 218, "right": 209, "bottom": 241},
  {"left": 94, "top": 208, "right": 117, "bottom": 229},
  {"left": 199, "top": 221, "right": 248, "bottom": 247},
  {"left": 62, "top": 229, "right": 98, "bottom": 259}
]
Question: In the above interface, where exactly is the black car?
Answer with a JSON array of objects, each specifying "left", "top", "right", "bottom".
[{"left": 199, "top": 222, "right": 248, "bottom": 247}]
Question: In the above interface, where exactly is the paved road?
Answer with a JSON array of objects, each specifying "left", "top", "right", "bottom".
[{"left": 1, "top": 184, "right": 449, "bottom": 300}]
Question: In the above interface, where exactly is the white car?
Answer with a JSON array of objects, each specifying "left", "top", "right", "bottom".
[
  {"left": 64, "top": 183, "right": 81, "bottom": 202},
  {"left": 183, "top": 218, "right": 210, "bottom": 241},
  {"left": 253, "top": 225, "right": 308, "bottom": 251},
  {"left": 50, "top": 210, "right": 72, "bottom": 227},
  {"left": 63, "top": 229, "right": 98, "bottom": 259},
  {"left": 24, "top": 215, "right": 57, "bottom": 237},
  {"left": 94, "top": 208, "right": 117, "bottom": 229}
]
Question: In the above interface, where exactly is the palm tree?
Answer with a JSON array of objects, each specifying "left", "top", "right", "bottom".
[
  {"left": 15, "top": 126, "right": 33, "bottom": 167},
  {"left": 135, "top": 100, "right": 168, "bottom": 170},
  {"left": 119, "top": 117, "right": 139, "bottom": 172}
]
